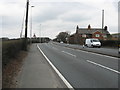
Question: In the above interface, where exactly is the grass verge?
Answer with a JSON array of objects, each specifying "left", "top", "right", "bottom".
[{"left": 2, "top": 51, "right": 27, "bottom": 88}]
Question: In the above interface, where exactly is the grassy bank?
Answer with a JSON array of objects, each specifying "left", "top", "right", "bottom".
[
  {"left": 2, "top": 39, "right": 28, "bottom": 88},
  {"left": 2, "top": 39, "right": 24, "bottom": 67},
  {"left": 3, "top": 51, "right": 27, "bottom": 88}
]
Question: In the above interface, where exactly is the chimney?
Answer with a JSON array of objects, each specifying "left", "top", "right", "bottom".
[
  {"left": 76, "top": 25, "right": 79, "bottom": 30},
  {"left": 88, "top": 24, "right": 91, "bottom": 30},
  {"left": 104, "top": 26, "right": 107, "bottom": 30}
]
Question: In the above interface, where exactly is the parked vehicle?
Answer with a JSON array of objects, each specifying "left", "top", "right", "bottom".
[
  {"left": 85, "top": 38, "right": 101, "bottom": 48},
  {"left": 60, "top": 41, "right": 63, "bottom": 43}
]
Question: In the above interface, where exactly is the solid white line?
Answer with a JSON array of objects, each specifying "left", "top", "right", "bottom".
[
  {"left": 87, "top": 60, "right": 120, "bottom": 74},
  {"left": 62, "top": 51, "right": 76, "bottom": 57},
  {"left": 37, "top": 45, "right": 74, "bottom": 89}
]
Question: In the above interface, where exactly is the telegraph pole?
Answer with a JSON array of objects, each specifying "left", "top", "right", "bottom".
[
  {"left": 30, "top": 6, "right": 34, "bottom": 44},
  {"left": 24, "top": 0, "right": 29, "bottom": 50}
]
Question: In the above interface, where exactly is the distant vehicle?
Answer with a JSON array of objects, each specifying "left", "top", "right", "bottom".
[
  {"left": 85, "top": 38, "right": 101, "bottom": 48},
  {"left": 60, "top": 41, "right": 63, "bottom": 43}
]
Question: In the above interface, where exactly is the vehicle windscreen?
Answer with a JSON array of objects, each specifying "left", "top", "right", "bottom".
[{"left": 92, "top": 40, "right": 99, "bottom": 42}]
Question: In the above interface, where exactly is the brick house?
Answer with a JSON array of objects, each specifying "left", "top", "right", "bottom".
[{"left": 68, "top": 25, "right": 110, "bottom": 44}]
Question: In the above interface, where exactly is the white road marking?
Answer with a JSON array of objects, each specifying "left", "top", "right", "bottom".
[
  {"left": 62, "top": 51, "right": 76, "bottom": 57},
  {"left": 80, "top": 50, "right": 118, "bottom": 59},
  {"left": 62, "top": 46, "right": 118, "bottom": 60},
  {"left": 37, "top": 45, "right": 74, "bottom": 89},
  {"left": 87, "top": 60, "right": 120, "bottom": 74}
]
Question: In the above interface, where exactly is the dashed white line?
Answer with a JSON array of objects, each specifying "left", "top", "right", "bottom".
[
  {"left": 37, "top": 45, "right": 74, "bottom": 89},
  {"left": 62, "top": 46, "right": 118, "bottom": 60},
  {"left": 80, "top": 50, "right": 118, "bottom": 60},
  {"left": 87, "top": 60, "right": 120, "bottom": 74},
  {"left": 62, "top": 51, "right": 76, "bottom": 57}
]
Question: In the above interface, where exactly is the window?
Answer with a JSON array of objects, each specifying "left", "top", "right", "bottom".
[
  {"left": 82, "top": 34, "right": 86, "bottom": 37},
  {"left": 92, "top": 40, "right": 99, "bottom": 42},
  {"left": 95, "top": 34, "right": 100, "bottom": 37},
  {"left": 103, "top": 35, "right": 107, "bottom": 38}
]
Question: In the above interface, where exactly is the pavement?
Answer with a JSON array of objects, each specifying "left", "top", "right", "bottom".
[{"left": 17, "top": 44, "right": 67, "bottom": 88}]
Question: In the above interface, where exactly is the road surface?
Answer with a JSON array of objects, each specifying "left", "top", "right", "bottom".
[
  {"left": 37, "top": 42, "right": 119, "bottom": 88},
  {"left": 53, "top": 42, "right": 119, "bottom": 58}
]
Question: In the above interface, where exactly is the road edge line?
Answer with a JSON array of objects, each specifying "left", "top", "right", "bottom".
[{"left": 37, "top": 44, "right": 74, "bottom": 90}]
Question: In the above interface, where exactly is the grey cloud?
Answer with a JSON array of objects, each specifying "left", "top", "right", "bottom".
[
  {"left": 2, "top": 16, "right": 22, "bottom": 31},
  {"left": 32, "top": 2, "right": 91, "bottom": 23},
  {"left": 1, "top": 0, "right": 118, "bottom": 39},
  {"left": 60, "top": 14, "right": 91, "bottom": 22}
]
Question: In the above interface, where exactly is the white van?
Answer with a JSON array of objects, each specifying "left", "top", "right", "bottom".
[{"left": 85, "top": 38, "right": 101, "bottom": 48}]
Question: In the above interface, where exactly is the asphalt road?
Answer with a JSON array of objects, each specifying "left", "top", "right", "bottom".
[
  {"left": 53, "top": 42, "right": 119, "bottom": 58},
  {"left": 37, "top": 42, "right": 119, "bottom": 88}
]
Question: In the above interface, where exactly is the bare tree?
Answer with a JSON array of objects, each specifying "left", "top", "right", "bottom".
[{"left": 56, "top": 32, "right": 70, "bottom": 43}]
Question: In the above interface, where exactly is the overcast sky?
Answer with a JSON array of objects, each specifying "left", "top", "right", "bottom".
[{"left": 1, "top": 0, "right": 119, "bottom": 39}]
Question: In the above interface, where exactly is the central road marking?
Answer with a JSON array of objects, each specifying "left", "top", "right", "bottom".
[
  {"left": 62, "top": 51, "right": 76, "bottom": 57},
  {"left": 52, "top": 43, "right": 118, "bottom": 60},
  {"left": 87, "top": 60, "right": 120, "bottom": 74},
  {"left": 37, "top": 45, "right": 74, "bottom": 89},
  {"left": 66, "top": 47, "right": 118, "bottom": 60}
]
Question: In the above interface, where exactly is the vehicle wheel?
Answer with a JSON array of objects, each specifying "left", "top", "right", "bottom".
[{"left": 91, "top": 45, "right": 94, "bottom": 48}]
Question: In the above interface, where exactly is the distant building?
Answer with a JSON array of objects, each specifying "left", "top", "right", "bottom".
[
  {"left": 68, "top": 25, "right": 110, "bottom": 44},
  {"left": 1, "top": 37, "right": 9, "bottom": 41},
  {"left": 33, "top": 33, "right": 36, "bottom": 38},
  {"left": 76, "top": 24, "right": 110, "bottom": 39}
]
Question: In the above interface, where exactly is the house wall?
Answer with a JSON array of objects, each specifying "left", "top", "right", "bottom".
[
  {"left": 68, "top": 36, "right": 75, "bottom": 44},
  {"left": 68, "top": 25, "right": 110, "bottom": 44},
  {"left": 92, "top": 31, "right": 103, "bottom": 39}
]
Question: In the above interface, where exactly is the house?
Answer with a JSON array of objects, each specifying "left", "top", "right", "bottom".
[
  {"left": 68, "top": 25, "right": 110, "bottom": 44},
  {"left": 76, "top": 24, "right": 110, "bottom": 39}
]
